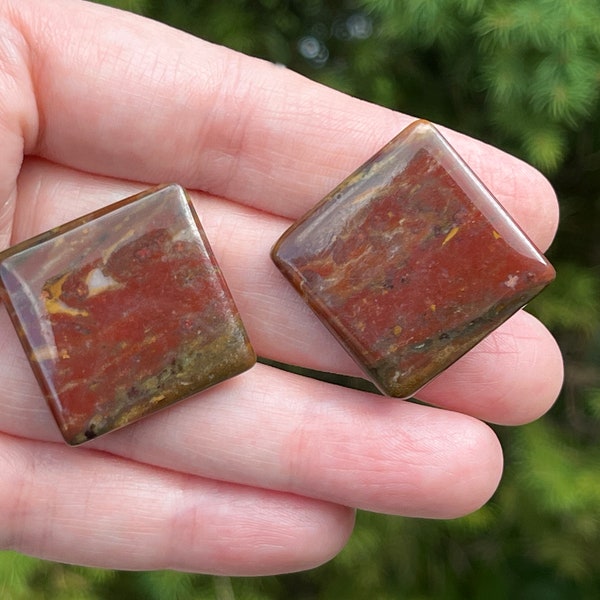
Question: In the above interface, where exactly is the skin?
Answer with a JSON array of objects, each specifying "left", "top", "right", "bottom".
[{"left": 0, "top": 0, "right": 563, "bottom": 576}]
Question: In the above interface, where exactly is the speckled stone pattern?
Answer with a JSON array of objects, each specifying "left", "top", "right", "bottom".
[
  {"left": 0, "top": 184, "right": 255, "bottom": 445},
  {"left": 272, "top": 120, "right": 555, "bottom": 398}
]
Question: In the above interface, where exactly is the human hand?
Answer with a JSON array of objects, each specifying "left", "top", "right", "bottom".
[{"left": 0, "top": 0, "right": 562, "bottom": 575}]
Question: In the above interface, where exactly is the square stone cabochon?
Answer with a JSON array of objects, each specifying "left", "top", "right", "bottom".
[
  {"left": 0, "top": 184, "right": 255, "bottom": 445},
  {"left": 272, "top": 120, "right": 555, "bottom": 398}
]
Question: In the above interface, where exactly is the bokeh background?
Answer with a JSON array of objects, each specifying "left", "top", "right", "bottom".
[{"left": 2, "top": 0, "right": 600, "bottom": 598}]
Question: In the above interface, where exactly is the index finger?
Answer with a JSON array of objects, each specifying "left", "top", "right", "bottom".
[{"left": 3, "top": 0, "right": 558, "bottom": 250}]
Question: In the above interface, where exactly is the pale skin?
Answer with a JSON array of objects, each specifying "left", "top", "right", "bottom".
[{"left": 0, "top": 0, "right": 563, "bottom": 576}]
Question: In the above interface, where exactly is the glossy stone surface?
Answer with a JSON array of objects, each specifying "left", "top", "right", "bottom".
[
  {"left": 0, "top": 184, "right": 255, "bottom": 444},
  {"left": 272, "top": 120, "right": 555, "bottom": 398}
]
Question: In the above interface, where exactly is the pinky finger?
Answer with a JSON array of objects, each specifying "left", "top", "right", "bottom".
[{"left": 0, "top": 434, "right": 354, "bottom": 575}]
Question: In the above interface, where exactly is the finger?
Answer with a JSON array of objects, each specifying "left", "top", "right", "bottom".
[
  {"left": 0, "top": 433, "right": 353, "bottom": 574},
  {"left": 4, "top": 0, "right": 558, "bottom": 250},
  {"left": 1, "top": 351, "right": 503, "bottom": 519},
  {"left": 0, "top": 5, "right": 37, "bottom": 250},
  {"left": 421, "top": 310, "right": 564, "bottom": 425},
  {"left": 12, "top": 160, "right": 562, "bottom": 424}
]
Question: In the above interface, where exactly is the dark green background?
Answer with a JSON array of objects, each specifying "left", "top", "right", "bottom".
[{"left": 3, "top": 0, "right": 600, "bottom": 598}]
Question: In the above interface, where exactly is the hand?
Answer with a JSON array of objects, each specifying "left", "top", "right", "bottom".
[{"left": 0, "top": 0, "right": 562, "bottom": 575}]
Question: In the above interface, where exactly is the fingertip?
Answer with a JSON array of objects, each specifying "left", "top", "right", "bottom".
[
  {"left": 474, "top": 310, "right": 563, "bottom": 426},
  {"left": 255, "top": 503, "right": 356, "bottom": 575},
  {"left": 421, "top": 310, "right": 563, "bottom": 426},
  {"left": 404, "top": 412, "right": 504, "bottom": 519},
  {"left": 223, "top": 494, "right": 356, "bottom": 576},
  {"left": 175, "top": 493, "right": 356, "bottom": 576},
  {"left": 500, "top": 157, "right": 559, "bottom": 253},
  {"left": 442, "top": 416, "right": 504, "bottom": 518},
  {"left": 306, "top": 504, "right": 356, "bottom": 569},
  {"left": 498, "top": 310, "right": 564, "bottom": 425}
]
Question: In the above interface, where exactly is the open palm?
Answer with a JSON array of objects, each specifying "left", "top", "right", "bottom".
[{"left": 0, "top": 0, "right": 562, "bottom": 575}]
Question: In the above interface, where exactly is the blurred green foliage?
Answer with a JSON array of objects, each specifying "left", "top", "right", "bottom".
[{"left": 3, "top": 0, "right": 600, "bottom": 598}]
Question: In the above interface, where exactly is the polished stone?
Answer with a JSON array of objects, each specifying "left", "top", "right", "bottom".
[
  {"left": 271, "top": 120, "right": 555, "bottom": 397},
  {"left": 0, "top": 184, "right": 255, "bottom": 444}
]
